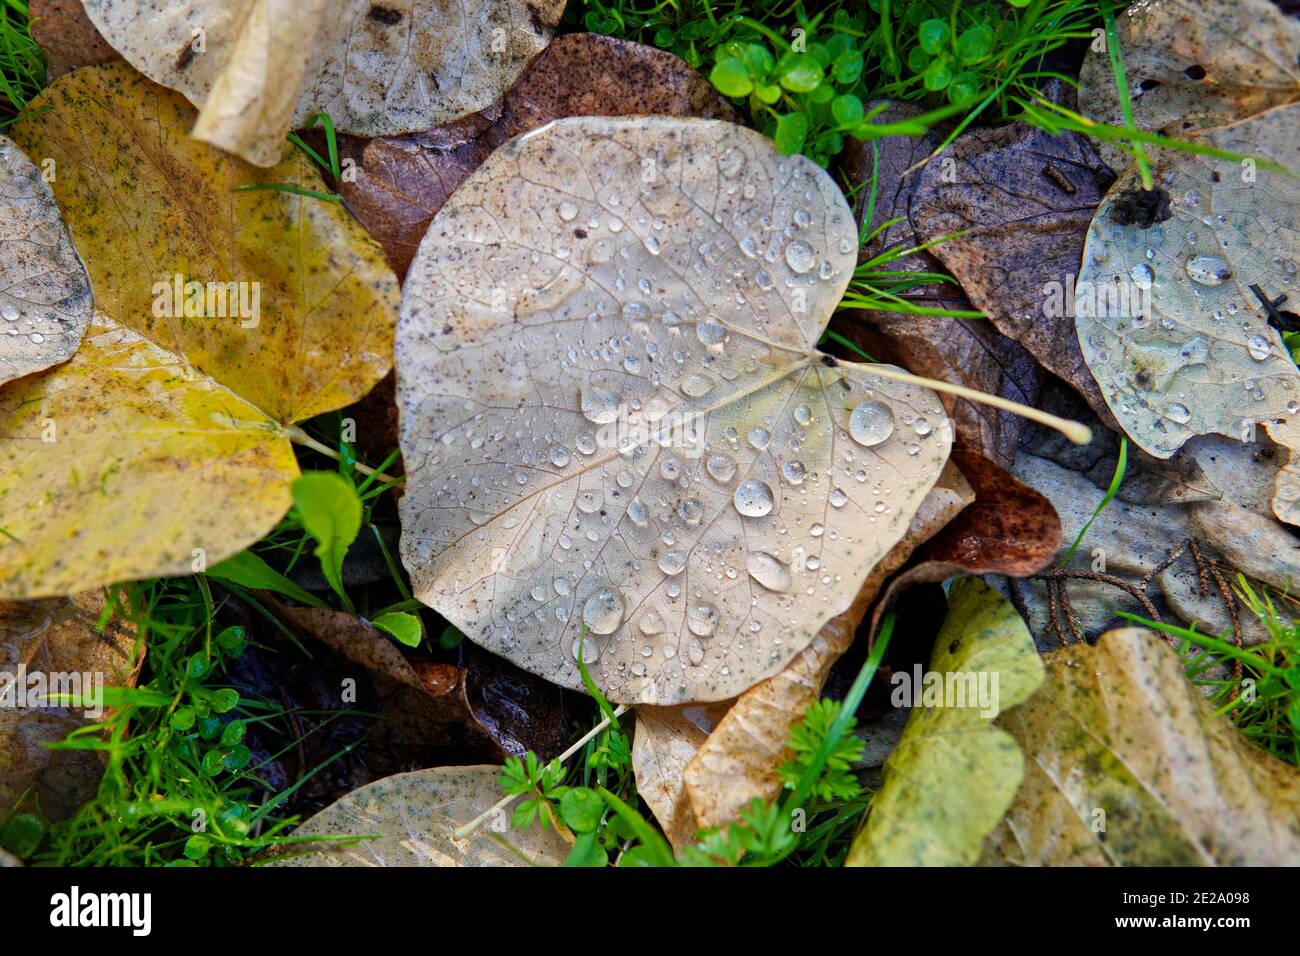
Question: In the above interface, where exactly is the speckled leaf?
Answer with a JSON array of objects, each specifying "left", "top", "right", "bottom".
[
  {"left": 1075, "top": 106, "right": 1300, "bottom": 524},
  {"left": 0, "top": 134, "right": 92, "bottom": 386},
  {"left": 1078, "top": 0, "right": 1300, "bottom": 171},
  {"left": 0, "top": 591, "right": 140, "bottom": 823},
  {"left": 337, "top": 32, "right": 734, "bottom": 277},
  {"left": 0, "top": 64, "right": 398, "bottom": 598},
  {"left": 396, "top": 116, "right": 954, "bottom": 706},
  {"left": 846, "top": 577, "right": 1044, "bottom": 867},
  {"left": 0, "top": 315, "right": 298, "bottom": 598},
  {"left": 983, "top": 628, "right": 1300, "bottom": 865},
  {"left": 271, "top": 765, "right": 568, "bottom": 866},
  {"left": 683, "top": 464, "right": 973, "bottom": 831},
  {"left": 82, "top": 0, "right": 566, "bottom": 166}
]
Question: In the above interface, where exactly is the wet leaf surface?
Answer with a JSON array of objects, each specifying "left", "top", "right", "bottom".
[
  {"left": 0, "top": 134, "right": 92, "bottom": 386},
  {"left": 984, "top": 627, "right": 1300, "bottom": 865},
  {"left": 396, "top": 115, "right": 954, "bottom": 705}
]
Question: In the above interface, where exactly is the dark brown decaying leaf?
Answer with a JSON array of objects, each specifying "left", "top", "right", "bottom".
[
  {"left": 909, "top": 122, "right": 1117, "bottom": 421},
  {"left": 335, "top": 33, "right": 734, "bottom": 276},
  {"left": 0, "top": 593, "right": 140, "bottom": 823},
  {"left": 984, "top": 628, "right": 1300, "bottom": 865},
  {"left": 869, "top": 445, "right": 1061, "bottom": 634},
  {"left": 29, "top": 0, "right": 119, "bottom": 77},
  {"left": 272, "top": 602, "right": 576, "bottom": 760},
  {"left": 837, "top": 104, "right": 1043, "bottom": 466}
]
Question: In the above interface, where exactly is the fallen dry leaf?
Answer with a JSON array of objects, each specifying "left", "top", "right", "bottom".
[
  {"left": 271, "top": 764, "right": 568, "bottom": 866},
  {"left": 846, "top": 577, "right": 1044, "bottom": 866},
  {"left": 910, "top": 121, "right": 1117, "bottom": 420},
  {"left": 29, "top": 0, "right": 119, "bottom": 77},
  {"left": 838, "top": 103, "right": 1043, "bottom": 467},
  {"left": 0, "top": 134, "right": 92, "bottom": 386},
  {"left": 983, "top": 627, "right": 1300, "bottom": 865},
  {"left": 1075, "top": 106, "right": 1300, "bottom": 525},
  {"left": 0, "top": 64, "right": 398, "bottom": 599},
  {"left": 631, "top": 703, "right": 725, "bottom": 852},
  {"left": 682, "top": 463, "right": 973, "bottom": 833},
  {"left": 83, "top": 0, "right": 567, "bottom": 166},
  {"left": 396, "top": 115, "right": 953, "bottom": 705},
  {"left": 1, "top": 593, "right": 140, "bottom": 823},
  {"left": 1079, "top": 0, "right": 1300, "bottom": 171},
  {"left": 272, "top": 602, "right": 578, "bottom": 760},
  {"left": 337, "top": 32, "right": 734, "bottom": 277}
]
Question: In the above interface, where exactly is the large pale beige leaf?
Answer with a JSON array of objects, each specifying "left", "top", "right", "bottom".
[
  {"left": 270, "top": 765, "right": 568, "bottom": 866},
  {"left": 0, "top": 134, "right": 91, "bottom": 386},
  {"left": 1, "top": 591, "right": 140, "bottom": 822},
  {"left": 396, "top": 116, "right": 954, "bottom": 705},
  {"left": 845, "top": 577, "right": 1044, "bottom": 867},
  {"left": 682, "top": 463, "right": 973, "bottom": 831},
  {"left": 1079, "top": 0, "right": 1300, "bottom": 170},
  {"left": 1076, "top": 106, "right": 1300, "bottom": 524},
  {"left": 82, "top": 0, "right": 566, "bottom": 166},
  {"left": 0, "top": 64, "right": 398, "bottom": 598},
  {"left": 984, "top": 628, "right": 1300, "bottom": 865}
]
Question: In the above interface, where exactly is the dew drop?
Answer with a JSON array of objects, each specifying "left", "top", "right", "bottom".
[
  {"left": 1247, "top": 334, "right": 1273, "bottom": 361},
  {"left": 746, "top": 552, "right": 792, "bottom": 592},
  {"left": 558, "top": 200, "right": 578, "bottom": 222},
  {"left": 784, "top": 239, "right": 816, "bottom": 274},
  {"left": 549, "top": 446, "right": 571, "bottom": 468},
  {"left": 1185, "top": 255, "right": 1231, "bottom": 286},
  {"left": 706, "top": 453, "right": 737, "bottom": 483},
  {"left": 581, "top": 385, "right": 621, "bottom": 424},
  {"left": 849, "top": 401, "right": 895, "bottom": 446},
  {"left": 687, "top": 603, "right": 719, "bottom": 637},
  {"left": 681, "top": 373, "right": 714, "bottom": 397},
  {"left": 1167, "top": 402, "right": 1191, "bottom": 424},
  {"left": 658, "top": 549, "right": 688, "bottom": 575},
  {"left": 582, "top": 588, "right": 624, "bottom": 635},
  {"left": 734, "top": 479, "right": 775, "bottom": 517},
  {"left": 781, "top": 460, "right": 806, "bottom": 485}
]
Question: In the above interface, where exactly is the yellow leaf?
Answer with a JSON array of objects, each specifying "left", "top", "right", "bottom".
[{"left": 0, "top": 64, "right": 398, "bottom": 598}]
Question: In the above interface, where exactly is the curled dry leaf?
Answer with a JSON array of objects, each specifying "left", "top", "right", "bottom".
[
  {"left": 0, "top": 64, "right": 398, "bottom": 598},
  {"left": 1075, "top": 106, "right": 1300, "bottom": 524},
  {"left": 910, "top": 121, "right": 1117, "bottom": 420},
  {"left": 1078, "top": 0, "right": 1300, "bottom": 171},
  {"left": 271, "top": 765, "right": 568, "bottom": 867},
  {"left": 82, "top": 0, "right": 566, "bottom": 166},
  {"left": 338, "top": 32, "right": 734, "bottom": 277},
  {"left": 838, "top": 104, "right": 1043, "bottom": 467},
  {"left": 0, "top": 134, "right": 92, "bottom": 386},
  {"left": 0, "top": 593, "right": 140, "bottom": 823},
  {"left": 984, "top": 628, "right": 1300, "bottom": 865},
  {"left": 846, "top": 577, "right": 1044, "bottom": 866},
  {"left": 681, "top": 462, "right": 973, "bottom": 833},
  {"left": 396, "top": 116, "right": 954, "bottom": 705},
  {"left": 631, "top": 703, "right": 726, "bottom": 852}
]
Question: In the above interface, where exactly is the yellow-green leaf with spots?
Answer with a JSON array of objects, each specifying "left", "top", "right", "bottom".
[
  {"left": 0, "top": 63, "right": 398, "bottom": 598},
  {"left": 846, "top": 577, "right": 1044, "bottom": 866},
  {"left": 983, "top": 628, "right": 1300, "bottom": 865}
]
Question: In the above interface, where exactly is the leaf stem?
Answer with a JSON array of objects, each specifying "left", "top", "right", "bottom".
[
  {"left": 285, "top": 425, "right": 403, "bottom": 485},
  {"left": 451, "top": 703, "right": 629, "bottom": 841},
  {"left": 845, "top": 361, "right": 1093, "bottom": 445}
]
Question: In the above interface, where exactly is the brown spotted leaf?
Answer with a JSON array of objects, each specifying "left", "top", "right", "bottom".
[
  {"left": 338, "top": 32, "right": 734, "bottom": 277},
  {"left": 984, "top": 627, "right": 1300, "bottom": 865},
  {"left": 396, "top": 116, "right": 954, "bottom": 705}
]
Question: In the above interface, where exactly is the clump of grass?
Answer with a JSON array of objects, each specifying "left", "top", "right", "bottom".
[
  {"left": 1120, "top": 581, "right": 1300, "bottom": 767},
  {"left": 0, "top": 0, "right": 44, "bottom": 122}
]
